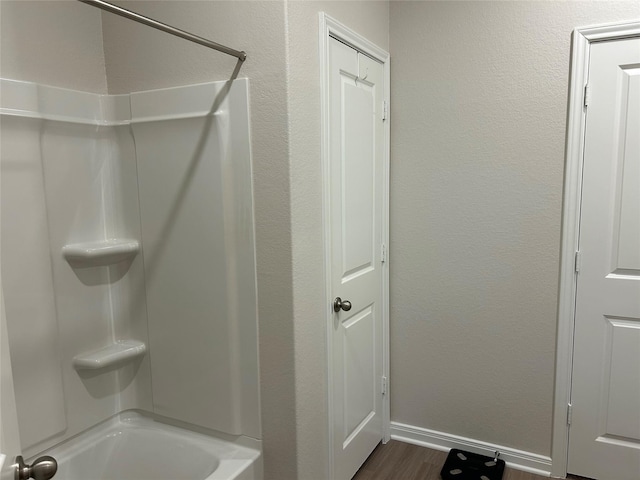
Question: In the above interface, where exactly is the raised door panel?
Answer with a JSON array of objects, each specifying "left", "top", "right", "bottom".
[
  {"left": 612, "top": 66, "right": 640, "bottom": 274},
  {"left": 343, "top": 306, "right": 376, "bottom": 447},
  {"left": 341, "top": 80, "right": 376, "bottom": 282},
  {"left": 603, "top": 317, "right": 640, "bottom": 441}
]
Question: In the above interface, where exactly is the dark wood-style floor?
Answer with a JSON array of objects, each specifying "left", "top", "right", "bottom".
[{"left": 353, "top": 440, "right": 588, "bottom": 480}]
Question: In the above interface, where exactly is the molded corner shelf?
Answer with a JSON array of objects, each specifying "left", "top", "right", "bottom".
[
  {"left": 73, "top": 340, "right": 147, "bottom": 370},
  {"left": 62, "top": 239, "right": 139, "bottom": 267}
]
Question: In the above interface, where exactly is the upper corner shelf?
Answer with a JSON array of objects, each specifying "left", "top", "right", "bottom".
[{"left": 62, "top": 239, "right": 140, "bottom": 267}]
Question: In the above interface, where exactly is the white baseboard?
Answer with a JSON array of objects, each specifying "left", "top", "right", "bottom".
[{"left": 390, "top": 422, "right": 553, "bottom": 477}]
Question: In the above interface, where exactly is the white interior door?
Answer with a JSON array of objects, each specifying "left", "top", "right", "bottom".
[
  {"left": 568, "top": 37, "right": 640, "bottom": 480},
  {"left": 328, "top": 36, "right": 385, "bottom": 480}
]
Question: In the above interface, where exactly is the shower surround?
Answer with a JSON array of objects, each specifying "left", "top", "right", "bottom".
[{"left": 0, "top": 77, "right": 261, "bottom": 477}]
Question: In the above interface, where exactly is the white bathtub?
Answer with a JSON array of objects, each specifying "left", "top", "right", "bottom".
[{"left": 36, "top": 412, "right": 261, "bottom": 480}]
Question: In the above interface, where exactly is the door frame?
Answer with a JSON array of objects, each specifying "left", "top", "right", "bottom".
[
  {"left": 319, "top": 12, "right": 391, "bottom": 479},
  {"left": 552, "top": 20, "right": 640, "bottom": 478}
]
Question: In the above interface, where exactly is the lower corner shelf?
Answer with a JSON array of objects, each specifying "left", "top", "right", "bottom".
[
  {"left": 62, "top": 239, "right": 140, "bottom": 267},
  {"left": 73, "top": 340, "right": 147, "bottom": 370}
]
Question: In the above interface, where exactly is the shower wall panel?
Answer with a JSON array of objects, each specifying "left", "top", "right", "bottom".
[
  {"left": 0, "top": 79, "right": 153, "bottom": 458},
  {"left": 1, "top": 77, "right": 261, "bottom": 457},
  {"left": 1, "top": 113, "right": 67, "bottom": 453},
  {"left": 132, "top": 79, "right": 260, "bottom": 439}
]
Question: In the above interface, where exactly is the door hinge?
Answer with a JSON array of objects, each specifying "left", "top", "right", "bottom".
[
  {"left": 382, "top": 100, "right": 388, "bottom": 121},
  {"left": 567, "top": 403, "right": 573, "bottom": 425},
  {"left": 381, "top": 376, "right": 387, "bottom": 395},
  {"left": 583, "top": 84, "right": 591, "bottom": 108},
  {"left": 381, "top": 243, "right": 387, "bottom": 263},
  {"left": 574, "top": 251, "right": 581, "bottom": 274}
]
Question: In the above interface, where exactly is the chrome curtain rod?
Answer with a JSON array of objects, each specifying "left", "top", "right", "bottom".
[{"left": 78, "top": 0, "right": 247, "bottom": 62}]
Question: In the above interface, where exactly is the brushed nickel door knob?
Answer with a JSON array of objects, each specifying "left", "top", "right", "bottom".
[
  {"left": 15, "top": 455, "right": 57, "bottom": 480},
  {"left": 333, "top": 297, "right": 352, "bottom": 312}
]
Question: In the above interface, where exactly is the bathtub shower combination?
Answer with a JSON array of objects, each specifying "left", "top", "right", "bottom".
[{"left": 0, "top": 76, "right": 261, "bottom": 480}]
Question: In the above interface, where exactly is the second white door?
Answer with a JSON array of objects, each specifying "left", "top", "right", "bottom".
[
  {"left": 568, "top": 36, "right": 640, "bottom": 480},
  {"left": 328, "top": 36, "right": 385, "bottom": 480}
]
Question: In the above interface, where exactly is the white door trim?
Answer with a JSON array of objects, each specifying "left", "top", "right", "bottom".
[
  {"left": 552, "top": 20, "right": 640, "bottom": 479},
  {"left": 319, "top": 12, "right": 390, "bottom": 480}
]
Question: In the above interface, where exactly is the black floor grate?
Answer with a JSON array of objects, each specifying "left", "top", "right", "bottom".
[{"left": 440, "top": 449, "right": 505, "bottom": 480}]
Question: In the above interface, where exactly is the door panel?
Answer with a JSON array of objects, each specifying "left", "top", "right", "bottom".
[
  {"left": 612, "top": 65, "right": 640, "bottom": 273},
  {"left": 343, "top": 307, "right": 375, "bottom": 443},
  {"left": 329, "top": 37, "right": 384, "bottom": 480},
  {"left": 342, "top": 80, "right": 375, "bottom": 278},
  {"left": 568, "top": 37, "right": 640, "bottom": 480},
  {"left": 604, "top": 317, "right": 640, "bottom": 440}
]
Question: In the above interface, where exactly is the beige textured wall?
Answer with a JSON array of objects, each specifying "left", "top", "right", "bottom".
[
  {"left": 286, "top": 2, "right": 389, "bottom": 476},
  {"left": 100, "top": 2, "right": 296, "bottom": 477},
  {"left": 0, "top": 0, "right": 107, "bottom": 92},
  {"left": 389, "top": 0, "right": 639, "bottom": 457}
]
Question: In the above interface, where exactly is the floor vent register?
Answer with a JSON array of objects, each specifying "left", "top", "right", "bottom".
[{"left": 440, "top": 449, "right": 505, "bottom": 480}]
